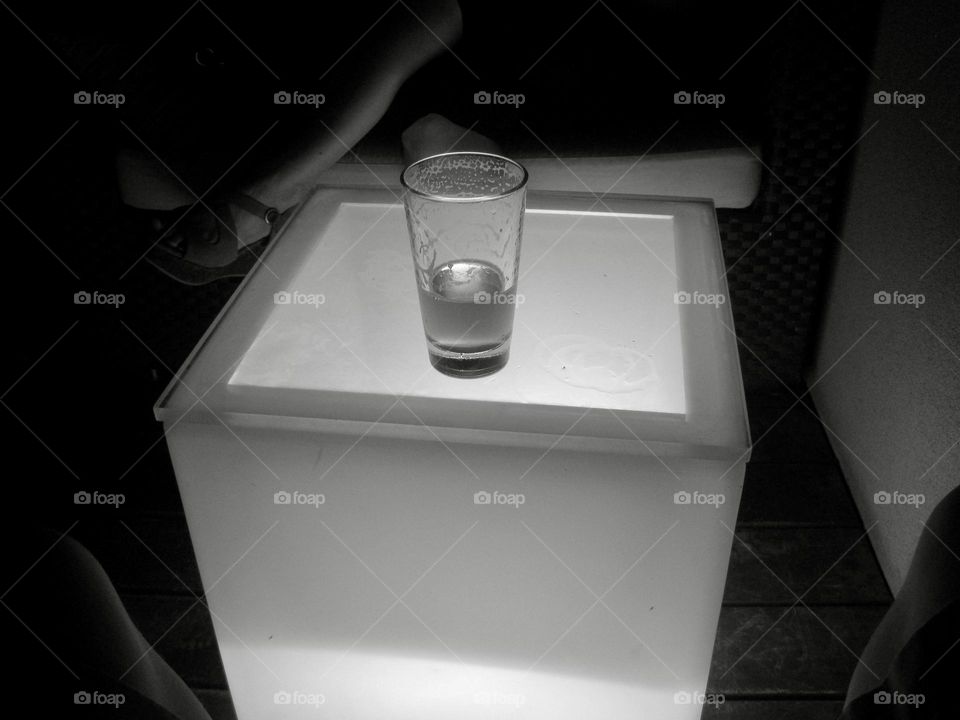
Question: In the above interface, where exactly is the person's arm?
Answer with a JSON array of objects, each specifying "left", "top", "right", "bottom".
[{"left": 242, "top": 0, "right": 464, "bottom": 212}]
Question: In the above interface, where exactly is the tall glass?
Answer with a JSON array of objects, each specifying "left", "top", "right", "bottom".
[{"left": 401, "top": 152, "right": 528, "bottom": 378}]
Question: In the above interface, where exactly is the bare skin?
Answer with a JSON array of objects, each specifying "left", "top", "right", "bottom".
[
  {"left": 8, "top": 530, "right": 212, "bottom": 720},
  {"left": 401, "top": 112, "right": 502, "bottom": 165},
  {"left": 844, "top": 484, "right": 960, "bottom": 705},
  {"left": 119, "top": 0, "right": 469, "bottom": 249}
]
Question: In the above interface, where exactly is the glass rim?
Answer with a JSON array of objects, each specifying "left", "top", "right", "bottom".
[{"left": 400, "top": 151, "right": 529, "bottom": 203}]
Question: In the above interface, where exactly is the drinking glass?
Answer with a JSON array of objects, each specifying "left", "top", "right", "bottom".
[{"left": 401, "top": 152, "right": 528, "bottom": 378}]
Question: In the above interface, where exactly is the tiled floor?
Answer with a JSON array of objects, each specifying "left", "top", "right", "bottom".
[{"left": 703, "top": 386, "right": 891, "bottom": 718}]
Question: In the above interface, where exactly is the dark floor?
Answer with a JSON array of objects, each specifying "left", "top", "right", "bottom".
[
  {"left": 703, "top": 388, "right": 891, "bottom": 719},
  {"left": 47, "top": 368, "right": 888, "bottom": 720}
]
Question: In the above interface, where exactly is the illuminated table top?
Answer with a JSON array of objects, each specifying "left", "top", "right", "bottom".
[
  {"left": 158, "top": 188, "right": 748, "bottom": 459},
  {"left": 232, "top": 203, "right": 682, "bottom": 410}
]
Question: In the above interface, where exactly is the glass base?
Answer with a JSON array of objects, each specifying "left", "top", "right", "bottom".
[{"left": 428, "top": 346, "right": 509, "bottom": 378}]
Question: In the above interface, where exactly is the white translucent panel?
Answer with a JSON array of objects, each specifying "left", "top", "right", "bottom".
[
  {"left": 229, "top": 203, "right": 685, "bottom": 415},
  {"left": 156, "top": 189, "right": 748, "bottom": 458},
  {"left": 169, "top": 423, "right": 743, "bottom": 720}
]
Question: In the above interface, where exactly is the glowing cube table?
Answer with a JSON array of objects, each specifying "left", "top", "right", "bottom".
[{"left": 156, "top": 187, "right": 750, "bottom": 719}]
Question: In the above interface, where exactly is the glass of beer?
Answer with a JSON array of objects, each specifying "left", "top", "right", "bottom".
[{"left": 401, "top": 152, "right": 528, "bottom": 378}]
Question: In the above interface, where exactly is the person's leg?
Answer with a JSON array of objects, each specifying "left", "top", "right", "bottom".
[
  {"left": 6, "top": 528, "right": 211, "bottom": 720},
  {"left": 119, "top": 0, "right": 465, "bottom": 250},
  {"left": 401, "top": 113, "right": 502, "bottom": 165},
  {"left": 117, "top": 146, "right": 196, "bottom": 211},
  {"left": 844, "top": 484, "right": 960, "bottom": 705}
]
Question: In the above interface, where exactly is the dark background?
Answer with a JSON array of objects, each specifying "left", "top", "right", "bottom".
[
  {"left": 0, "top": 2, "right": 887, "bottom": 717},
  {"left": 0, "top": 0, "right": 881, "bottom": 517}
]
